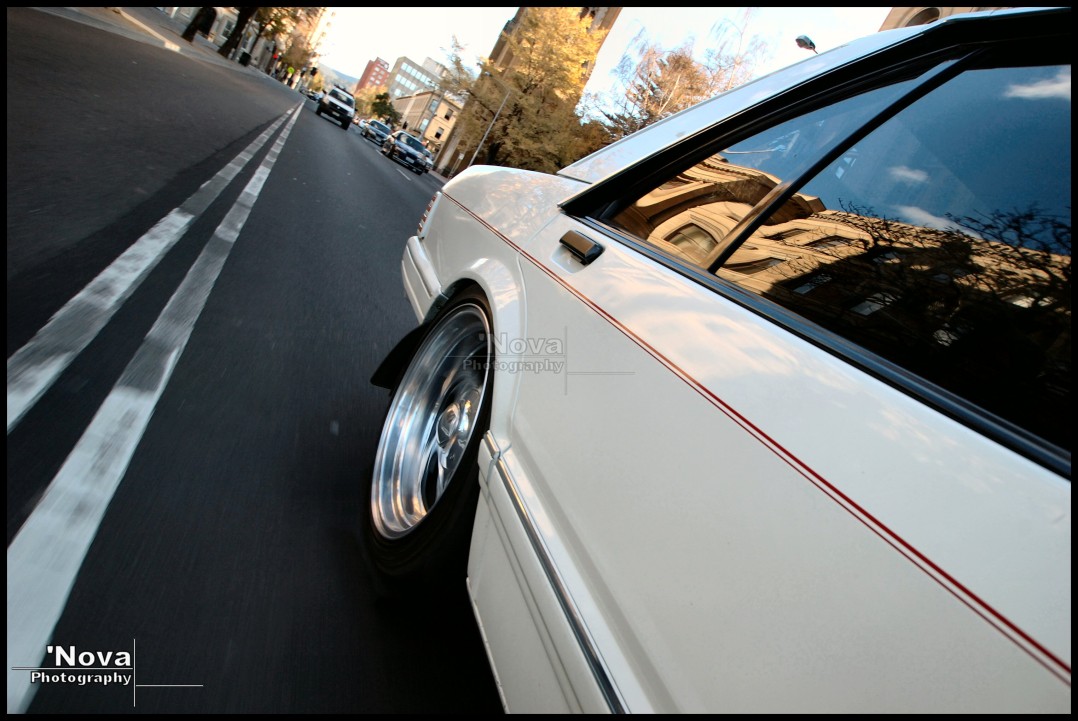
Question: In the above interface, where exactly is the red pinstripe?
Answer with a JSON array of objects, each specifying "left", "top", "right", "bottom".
[{"left": 441, "top": 192, "right": 1071, "bottom": 685}]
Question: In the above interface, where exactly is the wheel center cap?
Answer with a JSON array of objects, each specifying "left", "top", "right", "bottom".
[{"left": 437, "top": 404, "right": 460, "bottom": 446}]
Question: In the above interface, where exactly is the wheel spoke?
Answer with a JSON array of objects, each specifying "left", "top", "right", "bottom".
[{"left": 370, "top": 304, "right": 491, "bottom": 538}]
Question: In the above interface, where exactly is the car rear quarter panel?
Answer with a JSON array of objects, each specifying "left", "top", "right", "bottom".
[
  {"left": 416, "top": 165, "right": 588, "bottom": 439},
  {"left": 413, "top": 167, "right": 603, "bottom": 710}
]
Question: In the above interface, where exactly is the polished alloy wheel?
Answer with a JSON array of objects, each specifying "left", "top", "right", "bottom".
[{"left": 371, "top": 304, "right": 491, "bottom": 539}]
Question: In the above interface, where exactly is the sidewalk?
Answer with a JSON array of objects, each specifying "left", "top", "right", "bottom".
[
  {"left": 52, "top": 7, "right": 280, "bottom": 82},
  {"left": 35, "top": 5, "right": 450, "bottom": 185}
]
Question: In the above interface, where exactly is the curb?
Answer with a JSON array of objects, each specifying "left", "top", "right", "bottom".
[{"left": 117, "top": 8, "right": 180, "bottom": 52}]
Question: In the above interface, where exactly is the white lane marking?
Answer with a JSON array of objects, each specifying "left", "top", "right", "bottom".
[
  {"left": 7, "top": 110, "right": 291, "bottom": 433},
  {"left": 396, "top": 168, "right": 413, "bottom": 181},
  {"left": 5, "top": 103, "right": 303, "bottom": 715}
]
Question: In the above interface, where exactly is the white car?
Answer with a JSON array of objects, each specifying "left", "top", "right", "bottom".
[
  {"left": 364, "top": 7, "right": 1070, "bottom": 713},
  {"left": 315, "top": 86, "right": 354, "bottom": 130}
]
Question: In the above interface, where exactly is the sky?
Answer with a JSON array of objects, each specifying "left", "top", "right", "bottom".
[
  {"left": 317, "top": 7, "right": 893, "bottom": 99},
  {"left": 318, "top": 7, "right": 518, "bottom": 79}
]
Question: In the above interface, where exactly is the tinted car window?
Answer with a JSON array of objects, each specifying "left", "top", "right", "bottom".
[
  {"left": 605, "top": 79, "right": 921, "bottom": 264},
  {"left": 717, "top": 56, "right": 1071, "bottom": 450},
  {"left": 400, "top": 134, "right": 424, "bottom": 151},
  {"left": 329, "top": 89, "right": 353, "bottom": 107}
]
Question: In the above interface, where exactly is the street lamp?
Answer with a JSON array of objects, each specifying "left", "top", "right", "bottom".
[
  {"left": 795, "top": 35, "right": 818, "bottom": 54},
  {"left": 468, "top": 71, "right": 512, "bottom": 167}
]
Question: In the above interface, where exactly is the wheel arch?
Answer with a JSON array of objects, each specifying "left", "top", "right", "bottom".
[
  {"left": 375, "top": 251, "right": 527, "bottom": 445},
  {"left": 371, "top": 278, "right": 487, "bottom": 390}
]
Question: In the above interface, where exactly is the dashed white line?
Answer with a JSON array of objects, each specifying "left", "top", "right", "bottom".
[
  {"left": 6, "top": 104, "right": 303, "bottom": 715},
  {"left": 7, "top": 109, "right": 291, "bottom": 433}
]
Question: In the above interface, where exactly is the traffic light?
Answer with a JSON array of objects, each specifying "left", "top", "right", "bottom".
[{"left": 311, "top": 68, "right": 318, "bottom": 77}]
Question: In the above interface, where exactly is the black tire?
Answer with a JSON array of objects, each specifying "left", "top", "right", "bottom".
[
  {"left": 341, "top": 119, "right": 349, "bottom": 130},
  {"left": 315, "top": 106, "right": 321, "bottom": 116},
  {"left": 361, "top": 288, "right": 493, "bottom": 596}
]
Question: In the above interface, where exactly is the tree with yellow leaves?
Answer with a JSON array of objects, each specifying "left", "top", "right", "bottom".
[{"left": 442, "top": 7, "right": 609, "bottom": 174}]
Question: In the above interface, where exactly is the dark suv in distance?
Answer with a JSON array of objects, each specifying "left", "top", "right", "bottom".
[
  {"left": 381, "top": 131, "right": 428, "bottom": 174},
  {"left": 315, "top": 87, "right": 355, "bottom": 130},
  {"left": 363, "top": 119, "right": 391, "bottom": 145}
]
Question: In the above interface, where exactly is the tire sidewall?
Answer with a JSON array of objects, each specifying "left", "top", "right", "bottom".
[{"left": 360, "top": 288, "right": 493, "bottom": 595}]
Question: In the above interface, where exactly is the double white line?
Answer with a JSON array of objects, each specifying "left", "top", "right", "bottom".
[{"left": 7, "top": 103, "right": 302, "bottom": 713}]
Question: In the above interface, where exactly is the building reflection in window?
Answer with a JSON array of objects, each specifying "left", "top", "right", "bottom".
[
  {"left": 607, "top": 81, "right": 916, "bottom": 264},
  {"left": 605, "top": 59, "right": 1070, "bottom": 450},
  {"left": 718, "top": 62, "right": 1071, "bottom": 450}
]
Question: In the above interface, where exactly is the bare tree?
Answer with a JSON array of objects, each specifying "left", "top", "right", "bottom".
[
  {"left": 601, "top": 11, "right": 768, "bottom": 141},
  {"left": 700, "top": 9, "right": 769, "bottom": 95}
]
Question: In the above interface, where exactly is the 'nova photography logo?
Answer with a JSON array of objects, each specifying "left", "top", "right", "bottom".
[
  {"left": 11, "top": 639, "right": 202, "bottom": 710},
  {"left": 463, "top": 329, "right": 635, "bottom": 391},
  {"left": 30, "top": 645, "right": 132, "bottom": 687},
  {"left": 468, "top": 332, "right": 567, "bottom": 375}
]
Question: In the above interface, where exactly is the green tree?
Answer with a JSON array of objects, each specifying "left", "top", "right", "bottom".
[
  {"left": 353, "top": 86, "right": 386, "bottom": 119},
  {"left": 252, "top": 8, "right": 321, "bottom": 63},
  {"left": 280, "top": 35, "right": 311, "bottom": 72},
  {"left": 254, "top": 7, "right": 299, "bottom": 44},
  {"left": 371, "top": 92, "right": 401, "bottom": 127}
]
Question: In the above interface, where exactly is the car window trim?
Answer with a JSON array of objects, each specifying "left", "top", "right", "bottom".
[
  {"left": 558, "top": 31, "right": 1070, "bottom": 477},
  {"left": 573, "top": 214, "right": 1070, "bottom": 479},
  {"left": 701, "top": 55, "right": 964, "bottom": 274},
  {"left": 561, "top": 45, "right": 965, "bottom": 222},
  {"left": 562, "top": 6, "right": 1070, "bottom": 221}
]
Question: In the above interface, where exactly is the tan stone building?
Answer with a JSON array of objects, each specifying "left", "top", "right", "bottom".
[
  {"left": 436, "top": 6, "right": 622, "bottom": 176},
  {"left": 390, "top": 91, "right": 463, "bottom": 155},
  {"left": 878, "top": 7, "right": 1011, "bottom": 30},
  {"left": 487, "top": 6, "right": 621, "bottom": 74}
]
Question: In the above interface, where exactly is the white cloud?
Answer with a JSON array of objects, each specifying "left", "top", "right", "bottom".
[
  {"left": 888, "top": 165, "right": 928, "bottom": 184},
  {"left": 893, "top": 205, "right": 979, "bottom": 238},
  {"left": 1005, "top": 68, "right": 1071, "bottom": 101},
  {"left": 318, "top": 8, "right": 517, "bottom": 78}
]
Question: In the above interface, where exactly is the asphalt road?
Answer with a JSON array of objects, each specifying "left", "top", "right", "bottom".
[{"left": 7, "top": 7, "right": 502, "bottom": 714}]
